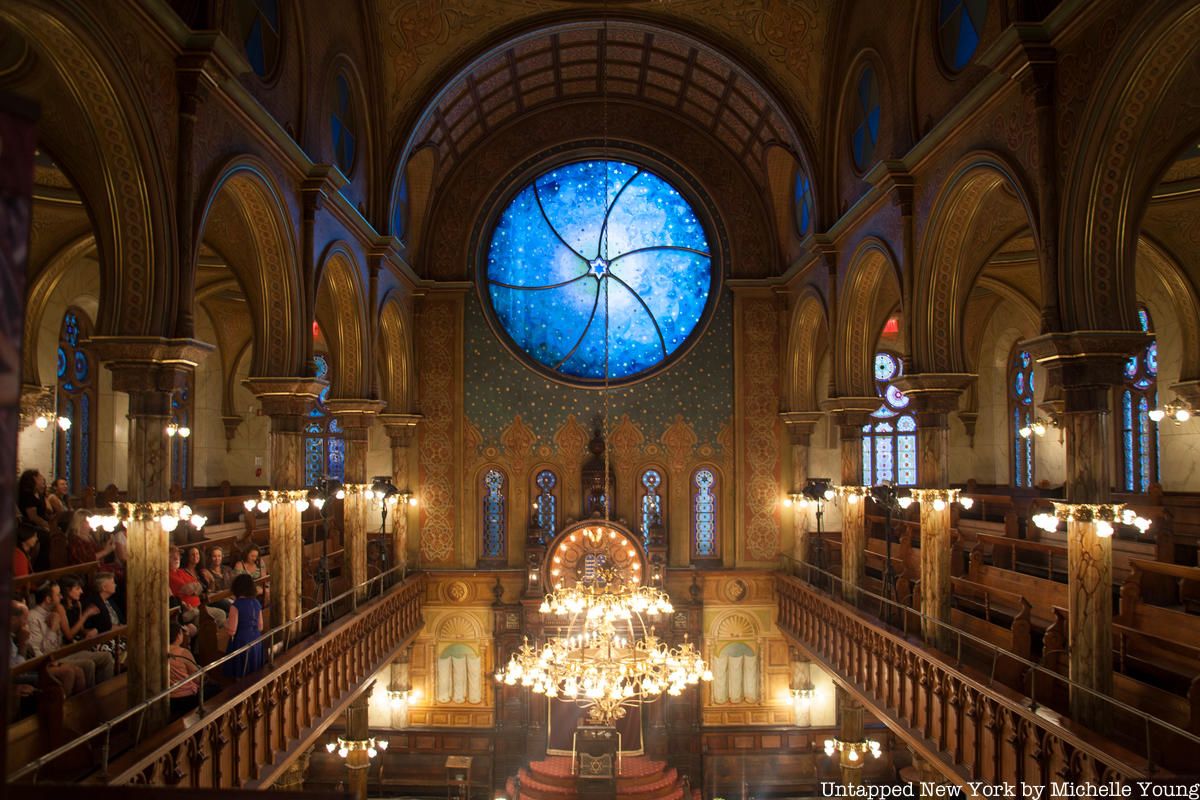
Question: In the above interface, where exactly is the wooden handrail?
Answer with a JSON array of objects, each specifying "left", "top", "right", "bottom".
[
  {"left": 1127, "top": 558, "right": 1200, "bottom": 583},
  {"left": 13, "top": 561, "right": 102, "bottom": 592}
]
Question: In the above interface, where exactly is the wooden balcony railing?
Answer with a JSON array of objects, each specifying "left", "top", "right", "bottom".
[
  {"left": 11, "top": 570, "right": 426, "bottom": 789},
  {"left": 774, "top": 567, "right": 1194, "bottom": 786}
]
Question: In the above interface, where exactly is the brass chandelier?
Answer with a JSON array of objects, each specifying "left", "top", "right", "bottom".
[{"left": 496, "top": 578, "right": 711, "bottom": 725}]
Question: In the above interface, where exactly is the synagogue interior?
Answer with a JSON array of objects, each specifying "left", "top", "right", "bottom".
[{"left": 2, "top": 1, "right": 1200, "bottom": 798}]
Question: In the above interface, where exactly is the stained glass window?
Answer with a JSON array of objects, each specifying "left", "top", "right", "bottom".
[
  {"left": 640, "top": 468, "right": 664, "bottom": 549},
  {"left": 304, "top": 353, "right": 344, "bottom": 486},
  {"left": 56, "top": 308, "right": 96, "bottom": 495},
  {"left": 482, "top": 468, "right": 507, "bottom": 560},
  {"left": 330, "top": 73, "right": 357, "bottom": 175},
  {"left": 534, "top": 469, "right": 557, "bottom": 536},
  {"left": 393, "top": 174, "right": 409, "bottom": 241},
  {"left": 170, "top": 378, "right": 195, "bottom": 491},
  {"left": 483, "top": 159, "right": 714, "bottom": 385},
  {"left": 1008, "top": 349, "right": 1035, "bottom": 488},
  {"left": 793, "top": 168, "right": 813, "bottom": 237},
  {"left": 692, "top": 468, "right": 718, "bottom": 559},
  {"left": 1120, "top": 306, "right": 1159, "bottom": 493},
  {"left": 939, "top": 0, "right": 987, "bottom": 71},
  {"left": 862, "top": 352, "right": 917, "bottom": 486},
  {"left": 242, "top": 0, "right": 280, "bottom": 78},
  {"left": 851, "top": 67, "right": 882, "bottom": 171}
]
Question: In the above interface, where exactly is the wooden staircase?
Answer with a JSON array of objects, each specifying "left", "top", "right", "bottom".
[{"left": 505, "top": 756, "right": 699, "bottom": 800}]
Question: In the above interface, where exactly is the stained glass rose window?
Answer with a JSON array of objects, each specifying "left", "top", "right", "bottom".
[{"left": 482, "top": 159, "right": 715, "bottom": 385}]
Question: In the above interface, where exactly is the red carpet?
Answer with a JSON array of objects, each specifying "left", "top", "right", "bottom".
[{"left": 503, "top": 756, "right": 699, "bottom": 800}]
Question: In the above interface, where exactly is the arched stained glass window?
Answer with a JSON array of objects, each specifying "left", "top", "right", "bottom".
[
  {"left": 862, "top": 352, "right": 917, "bottom": 486},
  {"left": 1009, "top": 349, "right": 1034, "bottom": 488},
  {"left": 640, "top": 468, "right": 664, "bottom": 549},
  {"left": 304, "top": 353, "right": 344, "bottom": 486},
  {"left": 533, "top": 469, "right": 557, "bottom": 536},
  {"left": 56, "top": 307, "right": 96, "bottom": 495},
  {"left": 170, "top": 378, "right": 195, "bottom": 491},
  {"left": 482, "top": 159, "right": 715, "bottom": 385},
  {"left": 482, "top": 468, "right": 507, "bottom": 560},
  {"left": 393, "top": 174, "right": 409, "bottom": 241},
  {"left": 793, "top": 168, "right": 813, "bottom": 238},
  {"left": 851, "top": 67, "right": 882, "bottom": 171},
  {"left": 330, "top": 73, "right": 357, "bottom": 176},
  {"left": 241, "top": 0, "right": 280, "bottom": 78},
  {"left": 692, "top": 468, "right": 719, "bottom": 560},
  {"left": 938, "top": 0, "right": 987, "bottom": 72},
  {"left": 1120, "top": 306, "right": 1159, "bottom": 493}
]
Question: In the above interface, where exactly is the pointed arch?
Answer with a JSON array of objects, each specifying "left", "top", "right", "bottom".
[
  {"left": 315, "top": 244, "right": 369, "bottom": 397},
  {"left": 914, "top": 154, "right": 1040, "bottom": 373},
  {"left": 377, "top": 291, "right": 416, "bottom": 412},
  {"left": 195, "top": 158, "right": 303, "bottom": 377},
  {"left": 22, "top": 233, "right": 97, "bottom": 386},
  {"left": 0, "top": 2, "right": 172, "bottom": 337},
  {"left": 837, "top": 238, "right": 902, "bottom": 397},
  {"left": 1136, "top": 235, "right": 1200, "bottom": 384},
  {"left": 784, "top": 287, "right": 829, "bottom": 412}
]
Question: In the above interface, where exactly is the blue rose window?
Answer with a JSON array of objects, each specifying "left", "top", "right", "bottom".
[{"left": 484, "top": 159, "right": 713, "bottom": 384}]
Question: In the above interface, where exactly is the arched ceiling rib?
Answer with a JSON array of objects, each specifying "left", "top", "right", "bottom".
[{"left": 407, "top": 21, "right": 806, "bottom": 188}]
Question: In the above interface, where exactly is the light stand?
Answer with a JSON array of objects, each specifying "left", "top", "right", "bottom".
[
  {"left": 869, "top": 483, "right": 912, "bottom": 626},
  {"left": 370, "top": 476, "right": 400, "bottom": 591},
  {"left": 311, "top": 477, "right": 343, "bottom": 625}
]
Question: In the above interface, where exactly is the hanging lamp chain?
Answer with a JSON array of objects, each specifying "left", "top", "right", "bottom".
[{"left": 601, "top": 6, "right": 612, "bottom": 522}]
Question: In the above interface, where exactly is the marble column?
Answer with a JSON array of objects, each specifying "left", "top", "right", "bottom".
[
  {"left": 380, "top": 413, "right": 420, "bottom": 573},
  {"left": 789, "top": 648, "right": 813, "bottom": 727},
  {"left": 125, "top": 517, "right": 170, "bottom": 727},
  {"left": 780, "top": 411, "right": 825, "bottom": 565},
  {"left": 327, "top": 400, "right": 385, "bottom": 598},
  {"left": 89, "top": 340, "right": 212, "bottom": 727},
  {"left": 823, "top": 399, "right": 877, "bottom": 603},
  {"left": 1024, "top": 332, "right": 1147, "bottom": 728},
  {"left": 837, "top": 687, "right": 865, "bottom": 787},
  {"left": 890, "top": 375, "right": 972, "bottom": 646},
  {"left": 244, "top": 378, "right": 326, "bottom": 634},
  {"left": 908, "top": 748, "right": 947, "bottom": 798},
  {"left": 275, "top": 747, "right": 311, "bottom": 791},
  {"left": 344, "top": 687, "right": 372, "bottom": 800},
  {"left": 389, "top": 650, "right": 413, "bottom": 729}
]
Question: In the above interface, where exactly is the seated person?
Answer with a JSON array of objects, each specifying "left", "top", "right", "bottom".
[
  {"left": 17, "top": 470, "right": 53, "bottom": 570},
  {"left": 11, "top": 600, "right": 85, "bottom": 702},
  {"left": 27, "top": 582, "right": 114, "bottom": 687},
  {"left": 59, "top": 575, "right": 100, "bottom": 641},
  {"left": 169, "top": 547, "right": 226, "bottom": 627},
  {"left": 168, "top": 622, "right": 216, "bottom": 714},
  {"left": 65, "top": 510, "right": 118, "bottom": 575},
  {"left": 13, "top": 523, "right": 39, "bottom": 578},
  {"left": 82, "top": 573, "right": 124, "bottom": 634},
  {"left": 199, "top": 546, "right": 234, "bottom": 613},
  {"left": 47, "top": 477, "right": 72, "bottom": 517}
]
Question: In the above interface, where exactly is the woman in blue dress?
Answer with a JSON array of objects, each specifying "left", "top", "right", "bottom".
[{"left": 224, "top": 573, "right": 264, "bottom": 678}]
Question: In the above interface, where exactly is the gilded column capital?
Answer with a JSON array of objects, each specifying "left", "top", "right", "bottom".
[
  {"left": 325, "top": 398, "right": 386, "bottom": 431},
  {"left": 89, "top": 337, "right": 214, "bottom": 398},
  {"left": 889, "top": 373, "right": 974, "bottom": 428},
  {"left": 243, "top": 377, "right": 327, "bottom": 418},
  {"left": 820, "top": 396, "right": 879, "bottom": 433},
  {"left": 779, "top": 410, "right": 824, "bottom": 445},
  {"left": 379, "top": 412, "right": 422, "bottom": 446}
]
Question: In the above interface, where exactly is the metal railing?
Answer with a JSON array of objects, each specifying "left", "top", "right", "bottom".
[
  {"left": 778, "top": 554, "right": 1200, "bottom": 772},
  {"left": 10, "top": 562, "right": 420, "bottom": 783}
]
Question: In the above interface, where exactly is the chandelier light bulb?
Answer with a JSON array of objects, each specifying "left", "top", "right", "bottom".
[
  {"left": 959, "top": 496, "right": 974, "bottom": 510},
  {"left": 326, "top": 742, "right": 336, "bottom": 753},
  {"left": 823, "top": 488, "right": 836, "bottom": 501},
  {"left": 257, "top": 500, "right": 271, "bottom": 513},
  {"left": 933, "top": 498, "right": 946, "bottom": 511},
  {"left": 335, "top": 488, "right": 346, "bottom": 499},
  {"left": 313, "top": 497, "right": 325, "bottom": 510},
  {"left": 293, "top": 498, "right": 310, "bottom": 512},
  {"left": 1176, "top": 407, "right": 1191, "bottom": 423},
  {"left": 159, "top": 514, "right": 179, "bottom": 532},
  {"left": 190, "top": 514, "right": 207, "bottom": 529},
  {"left": 898, "top": 496, "right": 914, "bottom": 509},
  {"left": 1018, "top": 425, "right": 1032, "bottom": 438},
  {"left": 782, "top": 497, "right": 792, "bottom": 507},
  {"left": 58, "top": 415, "right": 72, "bottom": 431},
  {"left": 1095, "top": 520, "right": 1114, "bottom": 538},
  {"left": 179, "top": 426, "right": 191, "bottom": 438},
  {"left": 847, "top": 494, "right": 859, "bottom": 505},
  {"left": 338, "top": 747, "right": 348, "bottom": 759},
  {"left": 34, "top": 415, "right": 49, "bottom": 431},
  {"left": 1148, "top": 408, "right": 1166, "bottom": 423},
  {"left": 243, "top": 499, "right": 256, "bottom": 511},
  {"left": 166, "top": 422, "right": 178, "bottom": 437}
]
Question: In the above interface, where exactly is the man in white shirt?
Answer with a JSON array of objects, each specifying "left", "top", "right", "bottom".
[{"left": 28, "top": 582, "right": 114, "bottom": 687}]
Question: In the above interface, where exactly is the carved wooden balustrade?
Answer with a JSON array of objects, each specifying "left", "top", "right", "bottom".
[
  {"left": 95, "top": 573, "right": 426, "bottom": 788},
  {"left": 774, "top": 572, "right": 1160, "bottom": 787}
]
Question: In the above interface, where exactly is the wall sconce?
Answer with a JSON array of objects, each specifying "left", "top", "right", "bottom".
[
  {"left": 789, "top": 687, "right": 816, "bottom": 708},
  {"left": 165, "top": 420, "right": 191, "bottom": 438},
  {"left": 326, "top": 736, "right": 388, "bottom": 759},
  {"left": 1018, "top": 417, "right": 1056, "bottom": 438},
  {"left": 86, "top": 501, "right": 207, "bottom": 533},
  {"left": 823, "top": 737, "right": 881, "bottom": 762},
  {"left": 387, "top": 687, "right": 420, "bottom": 708},
  {"left": 1149, "top": 401, "right": 1193, "bottom": 424},
  {"left": 905, "top": 487, "right": 975, "bottom": 512}
]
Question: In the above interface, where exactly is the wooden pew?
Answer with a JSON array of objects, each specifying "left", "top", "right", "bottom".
[
  {"left": 1119, "top": 562, "right": 1200, "bottom": 649},
  {"left": 965, "top": 555, "right": 1068, "bottom": 630},
  {"left": 913, "top": 576, "right": 1032, "bottom": 687},
  {"left": 965, "top": 530, "right": 1068, "bottom": 582},
  {"left": 1121, "top": 557, "right": 1200, "bottom": 612}
]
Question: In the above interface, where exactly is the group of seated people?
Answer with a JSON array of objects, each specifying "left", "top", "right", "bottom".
[{"left": 11, "top": 468, "right": 271, "bottom": 718}]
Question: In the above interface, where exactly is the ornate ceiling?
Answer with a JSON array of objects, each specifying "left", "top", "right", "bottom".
[{"left": 371, "top": 0, "right": 830, "bottom": 171}]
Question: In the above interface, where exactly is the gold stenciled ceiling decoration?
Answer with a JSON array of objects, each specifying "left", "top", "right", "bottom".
[{"left": 372, "top": 0, "right": 829, "bottom": 153}]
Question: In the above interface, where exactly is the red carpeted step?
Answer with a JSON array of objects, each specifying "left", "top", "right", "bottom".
[{"left": 506, "top": 755, "right": 691, "bottom": 800}]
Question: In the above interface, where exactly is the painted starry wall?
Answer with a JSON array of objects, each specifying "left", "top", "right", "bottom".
[{"left": 463, "top": 288, "right": 733, "bottom": 448}]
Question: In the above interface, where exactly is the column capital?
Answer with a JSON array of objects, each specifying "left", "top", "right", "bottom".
[
  {"left": 779, "top": 411, "right": 824, "bottom": 445},
  {"left": 325, "top": 398, "right": 386, "bottom": 429},
  {"left": 89, "top": 337, "right": 214, "bottom": 397},
  {"left": 243, "top": 377, "right": 327, "bottom": 419},
  {"left": 379, "top": 412, "right": 422, "bottom": 445},
  {"left": 1022, "top": 331, "right": 1150, "bottom": 413},
  {"left": 820, "top": 396, "right": 879, "bottom": 432},
  {"left": 890, "top": 373, "right": 974, "bottom": 428}
]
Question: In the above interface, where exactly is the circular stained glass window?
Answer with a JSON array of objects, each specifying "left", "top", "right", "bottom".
[{"left": 482, "top": 159, "right": 716, "bottom": 385}]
